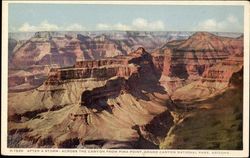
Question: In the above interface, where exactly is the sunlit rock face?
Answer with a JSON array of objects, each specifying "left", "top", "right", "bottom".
[
  {"left": 10, "top": 31, "right": 191, "bottom": 69},
  {"left": 8, "top": 31, "right": 191, "bottom": 91},
  {"left": 151, "top": 32, "right": 243, "bottom": 97},
  {"left": 7, "top": 32, "right": 243, "bottom": 149}
]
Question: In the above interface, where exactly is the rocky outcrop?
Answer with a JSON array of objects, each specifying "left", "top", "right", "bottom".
[
  {"left": 44, "top": 32, "right": 243, "bottom": 96},
  {"left": 49, "top": 66, "right": 136, "bottom": 83},
  {"left": 229, "top": 67, "right": 243, "bottom": 88},
  {"left": 45, "top": 63, "right": 138, "bottom": 85},
  {"left": 152, "top": 32, "right": 243, "bottom": 94},
  {"left": 8, "top": 65, "right": 51, "bottom": 92},
  {"left": 45, "top": 47, "right": 155, "bottom": 85},
  {"left": 6, "top": 31, "right": 203, "bottom": 91},
  {"left": 9, "top": 31, "right": 192, "bottom": 69},
  {"left": 8, "top": 46, "right": 171, "bottom": 148},
  {"left": 10, "top": 33, "right": 127, "bottom": 68},
  {"left": 74, "top": 58, "right": 128, "bottom": 68},
  {"left": 81, "top": 78, "right": 129, "bottom": 113},
  {"left": 201, "top": 56, "right": 243, "bottom": 82}
]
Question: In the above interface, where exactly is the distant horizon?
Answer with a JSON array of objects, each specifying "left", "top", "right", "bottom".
[
  {"left": 8, "top": 30, "right": 244, "bottom": 34},
  {"left": 8, "top": 30, "right": 243, "bottom": 40},
  {"left": 9, "top": 4, "right": 244, "bottom": 33}
]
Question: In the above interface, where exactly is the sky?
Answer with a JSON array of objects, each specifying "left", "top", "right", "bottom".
[{"left": 8, "top": 4, "right": 244, "bottom": 33}]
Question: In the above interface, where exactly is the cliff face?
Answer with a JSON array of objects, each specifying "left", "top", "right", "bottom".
[
  {"left": 45, "top": 47, "right": 155, "bottom": 85},
  {"left": 153, "top": 32, "right": 243, "bottom": 77},
  {"left": 44, "top": 32, "right": 243, "bottom": 99},
  {"left": 8, "top": 47, "right": 171, "bottom": 149},
  {"left": 8, "top": 65, "right": 51, "bottom": 92},
  {"left": 9, "top": 31, "right": 193, "bottom": 70},
  {"left": 10, "top": 33, "right": 124, "bottom": 69},
  {"left": 9, "top": 31, "right": 178, "bottom": 91},
  {"left": 152, "top": 32, "right": 243, "bottom": 97},
  {"left": 10, "top": 31, "right": 242, "bottom": 92},
  {"left": 8, "top": 32, "right": 244, "bottom": 149}
]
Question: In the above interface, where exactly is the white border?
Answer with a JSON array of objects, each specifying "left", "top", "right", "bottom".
[{"left": 1, "top": 1, "right": 249, "bottom": 157}]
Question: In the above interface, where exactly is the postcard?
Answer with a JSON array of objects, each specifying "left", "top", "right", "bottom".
[{"left": 1, "top": 1, "right": 249, "bottom": 157}]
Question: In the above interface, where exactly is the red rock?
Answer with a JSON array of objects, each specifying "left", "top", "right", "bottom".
[{"left": 151, "top": 32, "right": 243, "bottom": 91}]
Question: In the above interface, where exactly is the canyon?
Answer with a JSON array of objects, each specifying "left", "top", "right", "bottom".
[
  {"left": 8, "top": 31, "right": 192, "bottom": 92},
  {"left": 8, "top": 31, "right": 243, "bottom": 149}
]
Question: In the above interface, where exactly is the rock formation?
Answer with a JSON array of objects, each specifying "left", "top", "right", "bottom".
[
  {"left": 7, "top": 32, "right": 244, "bottom": 149},
  {"left": 8, "top": 31, "right": 191, "bottom": 91},
  {"left": 152, "top": 32, "right": 243, "bottom": 99}
]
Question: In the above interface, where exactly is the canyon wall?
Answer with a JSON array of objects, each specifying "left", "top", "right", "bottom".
[
  {"left": 8, "top": 32, "right": 244, "bottom": 149},
  {"left": 152, "top": 32, "right": 243, "bottom": 98},
  {"left": 8, "top": 31, "right": 191, "bottom": 91},
  {"left": 43, "top": 32, "right": 243, "bottom": 100},
  {"left": 8, "top": 47, "right": 171, "bottom": 148}
]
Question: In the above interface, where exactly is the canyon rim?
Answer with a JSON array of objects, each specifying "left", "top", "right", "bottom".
[{"left": 2, "top": 1, "right": 249, "bottom": 157}]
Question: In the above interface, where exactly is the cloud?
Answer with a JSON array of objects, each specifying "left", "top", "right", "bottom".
[
  {"left": 132, "top": 18, "right": 165, "bottom": 30},
  {"left": 96, "top": 23, "right": 111, "bottom": 30},
  {"left": 17, "top": 18, "right": 165, "bottom": 32},
  {"left": 18, "top": 23, "right": 38, "bottom": 32},
  {"left": 113, "top": 23, "right": 131, "bottom": 30},
  {"left": 196, "top": 15, "right": 242, "bottom": 32},
  {"left": 96, "top": 17, "right": 165, "bottom": 31},
  {"left": 65, "top": 23, "right": 86, "bottom": 31},
  {"left": 132, "top": 18, "right": 148, "bottom": 28},
  {"left": 197, "top": 19, "right": 217, "bottom": 30},
  {"left": 97, "top": 23, "right": 131, "bottom": 30},
  {"left": 18, "top": 20, "right": 85, "bottom": 32},
  {"left": 227, "top": 15, "right": 238, "bottom": 23},
  {"left": 18, "top": 20, "right": 59, "bottom": 32}
]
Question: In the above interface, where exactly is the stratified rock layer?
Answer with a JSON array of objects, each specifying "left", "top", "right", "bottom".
[
  {"left": 8, "top": 32, "right": 243, "bottom": 149},
  {"left": 152, "top": 32, "right": 243, "bottom": 99}
]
